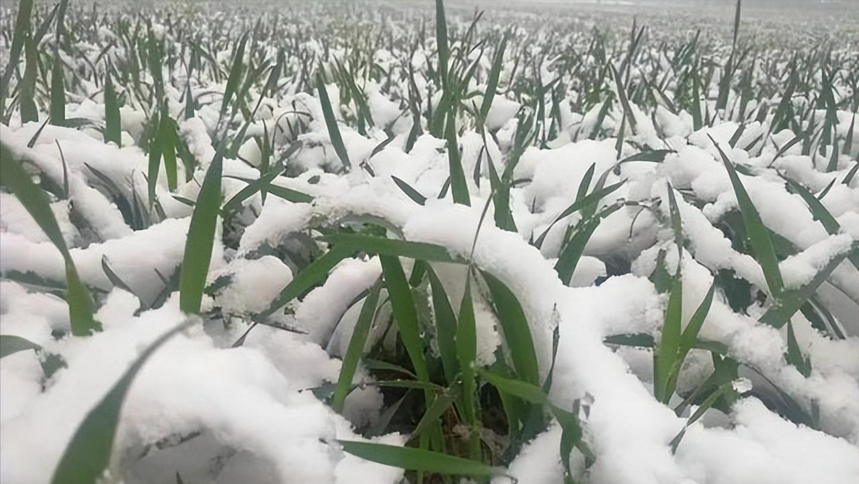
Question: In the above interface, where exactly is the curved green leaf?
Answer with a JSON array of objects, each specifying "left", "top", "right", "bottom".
[
  {"left": 482, "top": 271, "right": 539, "bottom": 385},
  {"left": 333, "top": 280, "right": 382, "bottom": 413},
  {"left": 0, "top": 143, "right": 98, "bottom": 335},
  {"left": 0, "top": 334, "right": 41, "bottom": 359},
  {"left": 712, "top": 135, "right": 784, "bottom": 297},
  {"left": 339, "top": 441, "right": 504, "bottom": 478},
  {"left": 50, "top": 321, "right": 193, "bottom": 484}
]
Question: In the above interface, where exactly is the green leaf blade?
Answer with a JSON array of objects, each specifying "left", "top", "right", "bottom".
[
  {"left": 0, "top": 143, "right": 98, "bottom": 336},
  {"left": 50, "top": 321, "right": 193, "bottom": 484},
  {"left": 482, "top": 271, "right": 540, "bottom": 386},
  {"left": 316, "top": 73, "right": 351, "bottom": 171},
  {"left": 712, "top": 135, "right": 784, "bottom": 297},
  {"left": 179, "top": 151, "right": 224, "bottom": 314},
  {"left": 339, "top": 441, "right": 503, "bottom": 478},
  {"left": 333, "top": 280, "right": 382, "bottom": 413}
]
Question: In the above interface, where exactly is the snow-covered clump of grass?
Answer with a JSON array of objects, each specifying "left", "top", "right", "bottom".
[{"left": 1, "top": 0, "right": 859, "bottom": 483}]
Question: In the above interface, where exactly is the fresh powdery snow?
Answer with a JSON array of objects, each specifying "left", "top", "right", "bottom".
[{"left": 1, "top": 1, "right": 859, "bottom": 484}]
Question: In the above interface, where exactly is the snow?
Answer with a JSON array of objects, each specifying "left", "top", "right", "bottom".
[
  {"left": 0, "top": 296, "right": 404, "bottom": 484},
  {"left": 677, "top": 399, "right": 859, "bottom": 484},
  {"left": 210, "top": 256, "right": 293, "bottom": 316}
]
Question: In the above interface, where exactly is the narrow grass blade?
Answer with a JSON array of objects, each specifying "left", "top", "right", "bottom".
[
  {"left": 555, "top": 403, "right": 584, "bottom": 483},
  {"left": 604, "top": 333, "right": 729, "bottom": 355},
  {"left": 257, "top": 245, "right": 355, "bottom": 320},
  {"left": 410, "top": 389, "right": 456, "bottom": 441},
  {"left": 456, "top": 276, "right": 480, "bottom": 458},
  {"left": 0, "top": 334, "right": 41, "bottom": 359},
  {"left": 482, "top": 271, "right": 540, "bottom": 385},
  {"left": 732, "top": 0, "right": 743, "bottom": 47},
  {"left": 380, "top": 256, "right": 430, "bottom": 383},
  {"left": 670, "top": 381, "right": 733, "bottom": 452},
  {"left": 650, "top": 249, "right": 673, "bottom": 293},
  {"left": 758, "top": 250, "right": 852, "bottom": 329},
  {"left": 618, "top": 149, "right": 674, "bottom": 164},
  {"left": 179, "top": 150, "right": 223, "bottom": 314},
  {"left": 481, "top": 367, "right": 586, "bottom": 474},
  {"left": 479, "top": 369, "right": 548, "bottom": 405},
  {"left": 535, "top": 180, "right": 625, "bottom": 249},
  {"left": 220, "top": 32, "right": 248, "bottom": 118},
  {"left": 158, "top": 109, "right": 177, "bottom": 191},
  {"left": 339, "top": 441, "right": 504, "bottom": 478},
  {"left": 554, "top": 203, "right": 621, "bottom": 285},
  {"left": 147, "top": 112, "right": 162, "bottom": 209},
  {"left": 711, "top": 135, "right": 784, "bottom": 297},
  {"left": 667, "top": 183, "right": 684, "bottom": 255},
  {"left": 333, "top": 279, "right": 382, "bottom": 413},
  {"left": 435, "top": 0, "right": 450, "bottom": 85},
  {"left": 542, "top": 324, "right": 561, "bottom": 394},
  {"left": 50, "top": 321, "right": 193, "bottom": 484},
  {"left": 678, "top": 281, "right": 716, "bottom": 361},
  {"left": 785, "top": 177, "right": 859, "bottom": 271},
  {"left": 20, "top": 29, "right": 39, "bottom": 123},
  {"left": 50, "top": 51, "right": 65, "bottom": 126},
  {"left": 577, "top": 163, "right": 597, "bottom": 214},
  {"left": 316, "top": 73, "right": 351, "bottom": 171},
  {"left": 363, "top": 359, "right": 417, "bottom": 379},
  {"left": 224, "top": 175, "right": 313, "bottom": 204},
  {"left": 691, "top": 68, "right": 702, "bottom": 131},
  {"left": 605, "top": 333, "right": 656, "bottom": 347},
  {"left": 320, "top": 234, "right": 462, "bottom": 263},
  {"left": 665, "top": 280, "right": 716, "bottom": 399},
  {"left": 104, "top": 67, "right": 121, "bottom": 146},
  {"left": 844, "top": 162, "right": 859, "bottom": 186},
  {"left": 554, "top": 217, "right": 600, "bottom": 285},
  {"left": 26, "top": 117, "right": 50, "bottom": 148},
  {"left": 786, "top": 320, "right": 811, "bottom": 377},
  {"left": 0, "top": 0, "right": 33, "bottom": 121},
  {"left": 7, "top": 0, "right": 33, "bottom": 70},
  {"left": 589, "top": 94, "right": 613, "bottom": 140},
  {"left": 392, "top": 176, "right": 426, "bottom": 205},
  {"left": 654, "top": 269, "right": 683, "bottom": 403},
  {"left": 610, "top": 63, "right": 637, "bottom": 131},
  {"left": 374, "top": 380, "right": 444, "bottom": 392},
  {"left": 1, "top": 143, "right": 98, "bottom": 336},
  {"left": 768, "top": 133, "right": 803, "bottom": 167},
  {"left": 818, "top": 178, "right": 836, "bottom": 201},
  {"left": 445, "top": 109, "right": 470, "bottom": 206},
  {"left": 426, "top": 267, "right": 459, "bottom": 384},
  {"left": 146, "top": 27, "right": 164, "bottom": 100},
  {"left": 223, "top": 166, "right": 281, "bottom": 215},
  {"left": 480, "top": 35, "right": 507, "bottom": 122},
  {"left": 101, "top": 256, "right": 132, "bottom": 293},
  {"left": 842, "top": 112, "right": 855, "bottom": 156}
]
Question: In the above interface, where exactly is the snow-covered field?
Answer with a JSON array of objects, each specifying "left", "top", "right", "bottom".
[{"left": 1, "top": 0, "right": 858, "bottom": 483}]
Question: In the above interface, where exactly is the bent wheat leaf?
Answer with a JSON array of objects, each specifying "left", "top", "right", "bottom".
[
  {"left": 339, "top": 441, "right": 505, "bottom": 478},
  {"left": 320, "top": 234, "right": 462, "bottom": 263},
  {"left": 50, "top": 321, "right": 193, "bottom": 484},
  {"left": 0, "top": 143, "right": 99, "bottom": 336},
  {"left": 0, "top": 334, "right": 41, "bottom": 359},
  {"left": 333, "top": 279, "right": 382, "bottom": 412},
  {"left": 316, "top": 73, "right": 351, "bottom": 171},
  {"left": 712, "top": 135, "right": 784, "bottom": 297},
  {"left": 758, "top": 250, "right": 852, "bottom": 329},
  {"left": 482, "top": 271, "right": 540, "bottom": 385},
  {"left": 427, "top": 267, "right": 459, "bottom": 383}
]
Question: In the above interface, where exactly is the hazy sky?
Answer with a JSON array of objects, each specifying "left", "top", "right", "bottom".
[{"left": 443, "top": 0, "right": 859, "bottom": 13}]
